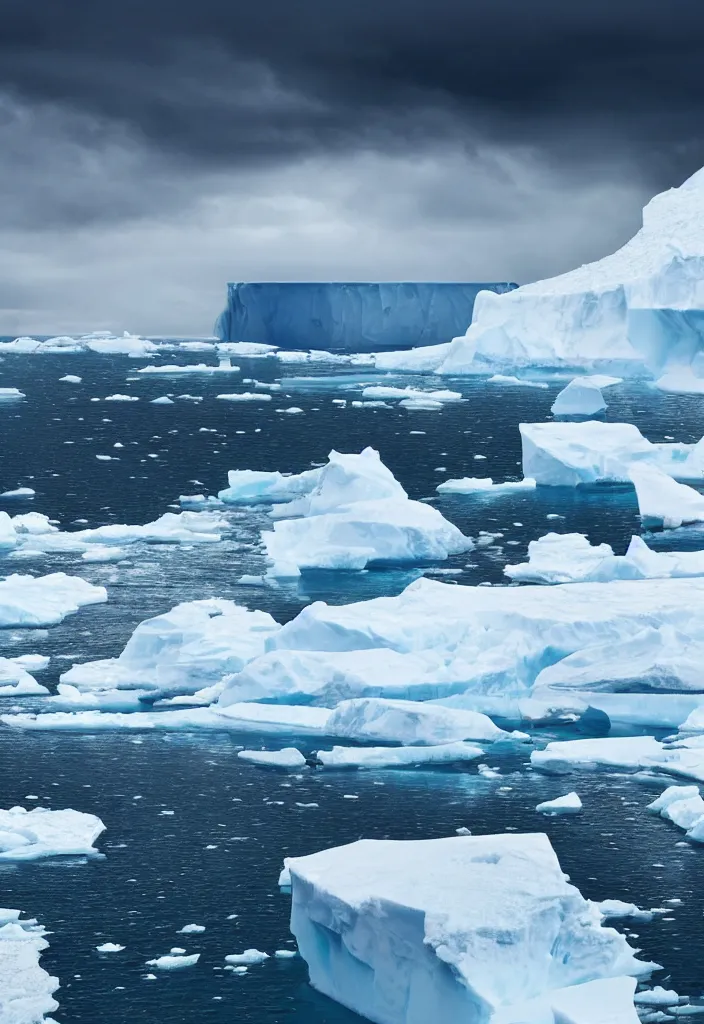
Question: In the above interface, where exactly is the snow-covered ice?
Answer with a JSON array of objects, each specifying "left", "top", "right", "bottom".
[
  {"left": 0, "top": 908, "right": 60, "bottom": 1023},
  {"left": 535, "top": 792, "right": 583, "bottom": 814},
  {"left": 0, "top": 388, "right": 25, "bottom": 400},
  {"left": 96, "top": 942, "right": 125, "bottom": 952},
  {"left": 323, "top": 698, "right": 524, "bottom": 746},
  {"left": 521, "top": 421, "right": 704, "bottom": 486},
  {"left": 60, "top": 598, "right": 280, "bottom": 698},
  {"left": 284, "top": 833, "right": 651, "bottom": 1024},
  {"left": 216, "top": 391, "right": 272, "bottom": 402},
  {"left": 0, "top": 656, "right": 49, "bottom": 696},
  {"left": 225, "top": 949, "right": 269, "bottom": 965},
  {"left": 237, "top": 748, "right": 307, "bottom": 768},
  {"left": 0, "top": 572, "right": 107, "bottom": 627},
  {"left": 629, "top": 464, "right": 704, "bottom": 528},
  {"left": 316, "top": 742, "right": 485, "bottom": 769},
  {"left": 146, "top": 953, "right": 200, "bottom": 970},
  {"left": 436, "top": 477, "right": 536, "bottom": 494},
  {"left": 139, "top": 358, "right": 239, "bottom": 374},
  {"left": 648, "top": 785, "right": 704, "bottom": 843},
  {"left": 531, "top": 737, "right": 664, "bottom": 773},
  {"left": 360, "top": 386, "right": 462, "bottom": 403},
  {"left": 551, "top": 379, "right": 606, "bottom": 417},
  {"left": 0, "top": 806, "right": 105, "bottom": 860}
]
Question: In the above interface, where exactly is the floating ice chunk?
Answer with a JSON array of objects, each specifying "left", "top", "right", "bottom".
[
  {"left": 104, "top": 393, "right": 139, "bottom": 402},
  {"left": 140, "top": 360, "right": 240, "bottom": 374},
  {"left": 215, "top": 703, "right": 331, "bottom": 735},
  {"left": 531, "top": 736, "right": 663, "bottom": 773},
  {"left": 45, "top": 683, "right": 147, "bottom": 713},
  {"left": 225, "top": 949, "right": 269, "bottom": 965},
  {"left": 520, "top": 421, "right": 704, "bottom": 486},
  {"left": 178, "top": 924, "right": 205, "bottom": 934},
  {"left": 0, "top": 806, "right": 105, "bottom": 860},
  {"left": 59, "top": 375, "right": 82, "bottom": 383},
  {"left": 551, "top": 379, "right": 607, "bottom": 417},
  {"left": 219, "top": 467, "right": 321, "bottom": 505},
  {"left": 648, "top": 784, "right": 701, "bottom": 814},
  {"left": 274, "top": 949, "right": 297, "bottom": 958},
  {"left": 96, "top": 942, "right": 125, "bottom": 952},
  {"left": 535, "top": 792, "right": 582, "bottom": 814},
  {"left": 264, "top": 496, "right": 471, "bottom": 573},
  {"left": 633, "top": 987, "right": 682, "bottom": 1007},
  {"left": 0, "top": 657, "right": 48, "bottom": 696},
  {"left": 237, "top": 748, "right": 306, "bottom": 768},
  {"left": 80, "top": 545, "right": 124, "bottom": 563},
  {"left": 0, "top": 388, "right": 25, "bottom": 400},
  {"left": 146, "top": 953, "right": 200, "bottom": 970},
  {"left": 0, "top": 909, "right": 60, "bottom": 1022},
  {"left": 0, "top": 572, "right": 107, "bottom": 627},
  {"left": 178, "top": 494, "right": 224, "bottom": 509},
  {"left": 487, "top": 374, "right": 549, "bottom": 388},
  {"left": 595, "top": 901, "right": 657, "bottom": 922},
  {"left": 217, "top": 341, "right": 278, "bottom": 356},
  {"left": 1, "top": 487, "right": 35, "bottom": 498},
  {"left": 285, "top": 834, "right": 651, "bottom": 1024},
  {"left": 630, "top": 464, "right": 704, "bottom": 528},
  {"left": 647, "top": 784, "right": 704, "bottom": 841},
  {"left": 60, "top": 599, "right": 280, "bottom": 697},
  {"left": 361, "top": 386, "right": 462, "bottom": 403},
  {"left": 324, "top": 697, "right": 523, "bottom": 746},
  {"left": 316, "top": 742, "right": 485, "bottom": 768},
  {"left": 151, "top": 396, "right": 174, "bottom": 404},
  {"left": 216, "top": 392, "right": 271, "bottom": 402},
  {"left": 436, "top": 476, "right": 536, "bottom": 494}
]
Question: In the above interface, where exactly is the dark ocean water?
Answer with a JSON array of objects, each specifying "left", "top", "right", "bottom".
[{"left": 1, "top": 348, "right": 704, "bottom": 1020}]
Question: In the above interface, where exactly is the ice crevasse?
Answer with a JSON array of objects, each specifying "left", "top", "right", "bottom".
[
  {"left": 284, "top": 833, "right": 648, "bottom": 1024},
  {"left": 374, "top": 166, "right": 704, "bottom": 377}
]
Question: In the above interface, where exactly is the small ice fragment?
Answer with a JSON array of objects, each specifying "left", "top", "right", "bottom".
[
  {"left": 535, "top": 792, "right": 583, "bottom": 814},
  {"left": 97, "top": 943, "right": 125, "bottom": 952},
  {"left": 225, "top": 949, "right": 269, "bottom": 965}
]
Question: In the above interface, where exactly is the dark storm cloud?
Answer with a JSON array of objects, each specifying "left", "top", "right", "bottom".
[{"left": 1, "top": 0, "right": 703, "bottom": 181}]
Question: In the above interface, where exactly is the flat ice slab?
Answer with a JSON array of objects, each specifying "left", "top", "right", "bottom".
[
  {"left": 0, "top": 909, "right": 60, "bottom": 1023},
  {"left": 316, "top": 742, "right": 484, "bottom": 768},
  {"left": 285, "top": 833, "right": 649, "bottom": 1024},
  {"left": 0, "top": 806, "right": 105, "bottom": 860},
  {"left": 0, "top": 572, "right": 107, "bottom": 627},
  {"left": 237, "top": 748, "right": 306, "bottom": 768},
  {"left": 521, "top": 421, "right": 704, "bottom": 486},
  {"left": 629, "top": 464, "right": 704, "bottom": 528}
]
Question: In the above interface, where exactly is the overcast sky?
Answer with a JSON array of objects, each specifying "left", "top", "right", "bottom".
[{"left": 1, "top": 0, "right": 703, "bottom": 336}]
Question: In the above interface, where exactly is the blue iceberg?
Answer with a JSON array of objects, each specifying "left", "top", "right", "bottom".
[{"left": 214, "top": 281, "right": 517, "bottom": 352}]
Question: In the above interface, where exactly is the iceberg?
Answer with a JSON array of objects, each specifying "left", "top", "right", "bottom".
[
  {"left": 506, "top": 532, "right": 704, "bottom": 585},
  {"left": 0, "top": 909, "right": 60, "bottom": 1023},
  {"left": 520, "top": 421, "right": 704, "bottom": 486},
  {"left": 373, "top": 167, "right": 704, "bottom": 376},
  {"left": 0, "top": 657, "right": 48, "bottom": 696},
  {"left": 60, "top": 599, "right": 280, "bottom": 698},
  {"left": 535, "top": 792, "right": 583, "bottom": 814},
  {"left": 284, "top": 833, "right": 649, "bottom": 1024},
  {"left": 322, "top": 697, "right": 523, "bottom": 745},
  {"left": 258, "top": 448, "right": 471, "bottom": 573},
  {"left": 551, "top": 379, "right": 606, "bottom": 416},
  {"left": 0, "top": 572, "right": 107, "bottom": 627},
  {"left": 215, "top": 282, "right": 517, "bottom": 352},
  {"left": 629, "top": 464, "right": 704, "bottom": 528},
  {"left": 647, "top": 784, "right": 704, "bottom": 842},
  {"left": 0, "top": 805, "right": 105, "bottom": 860},
  {"left": 0, "top": 331, "right": 159, "bottom": 357}
]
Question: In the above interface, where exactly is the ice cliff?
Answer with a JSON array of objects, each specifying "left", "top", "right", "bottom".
[
  {"left": 214, "top": 282, "right": 517, "bottom": 352},
  {"left": 375, "top": 166, "right": 704, "bottom": 375}
]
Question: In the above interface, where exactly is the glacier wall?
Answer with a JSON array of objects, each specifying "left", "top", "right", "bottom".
[{"left": 214, "top": 281, "right": 518, "bottom": 351}]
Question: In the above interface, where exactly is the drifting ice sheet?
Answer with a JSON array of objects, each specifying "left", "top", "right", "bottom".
[
  {"left": 0, "top": 572, "right": 107, "bottom": 627},
  {"left": 0, "top": 909, "right": 60, "bottom": 1023},
  {"left": 285, "top": 833, "right": 649, "bottom": 1024},
  {"left": 0, "top": 806, "right": 105, "bottom": 860}
]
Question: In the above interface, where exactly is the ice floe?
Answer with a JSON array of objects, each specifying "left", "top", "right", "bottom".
[
  {"left": 316, "top": 742, "right": 485, "bottom": 768},
  {"left": 629, "top": 464, "right": 704, "bottom": 528},
  {"left": 521, "top": 421, "right": 704, "bottom": 486},
  {"left": 0, "top": 909, "right": 60, "bottom": 1022},
  {"left": 535, "top": 792, "right": 582, "bottom": 814},
  {"left": 139, "top": 358, "right": 239, "bottom": 374},
  {"left": 0, "top": 656, "right": 49, "bottom": 696},
  {"left": 284, "top": 833, "right": 652, "bottom": 1024},
  {"left": 648, "top": 785, "right": 704, "bottom": 843},
  {"left": 436, "top": 477, "right": 536, "bottom": 494},
  {"left": 0, "top": 806, "right": 105, "bottom": 860},
  {"left": 0, "top": 572, "right": 107, "bottom": 627},
  {"left": 237, "top": 748, "right": 306, "bottom": 768},
  {"left": 0, "top": 331, "right": 159, "bottom": 357},
  {"left": 146, "top": 953, "right": 200, "bottom": 970}
]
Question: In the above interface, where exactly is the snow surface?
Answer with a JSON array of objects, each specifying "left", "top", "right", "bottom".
[
  {"left": 0, "top": 806, "right": 105, "bottom": 860},
  {"left": 0, "top": 572, "right": 107, "bottom": 627},
  {"left": 521, "top": 421, "right": 704, "bottom": 486},
  {"left": 285, "top": 833, "right": 650, "bottom": 1024},
  {"left": 0, "top": 908, "right": 60, "bottom": 1023},
  {"left": 551, "top": 379, "right": 606, "bottom": 416}
]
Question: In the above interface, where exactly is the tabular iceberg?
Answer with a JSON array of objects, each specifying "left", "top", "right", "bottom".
[
  {"left": 215, "top": 282, "right": 517, "bottom": 352},
  {"left": 0, "top": 805, "right": 105, "bottom": 860},
  {"left": 0, "top": 909, "right": 60, "bottom": 1023},
  {"left": 372, "top": 166, "right": 704, "bottom": 376},
  {"left": 520, "top": 421, "right": 704, "bottom": 485},
  {"left": 284, "top": 833, "right": 648, "bottom": 1024}
]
